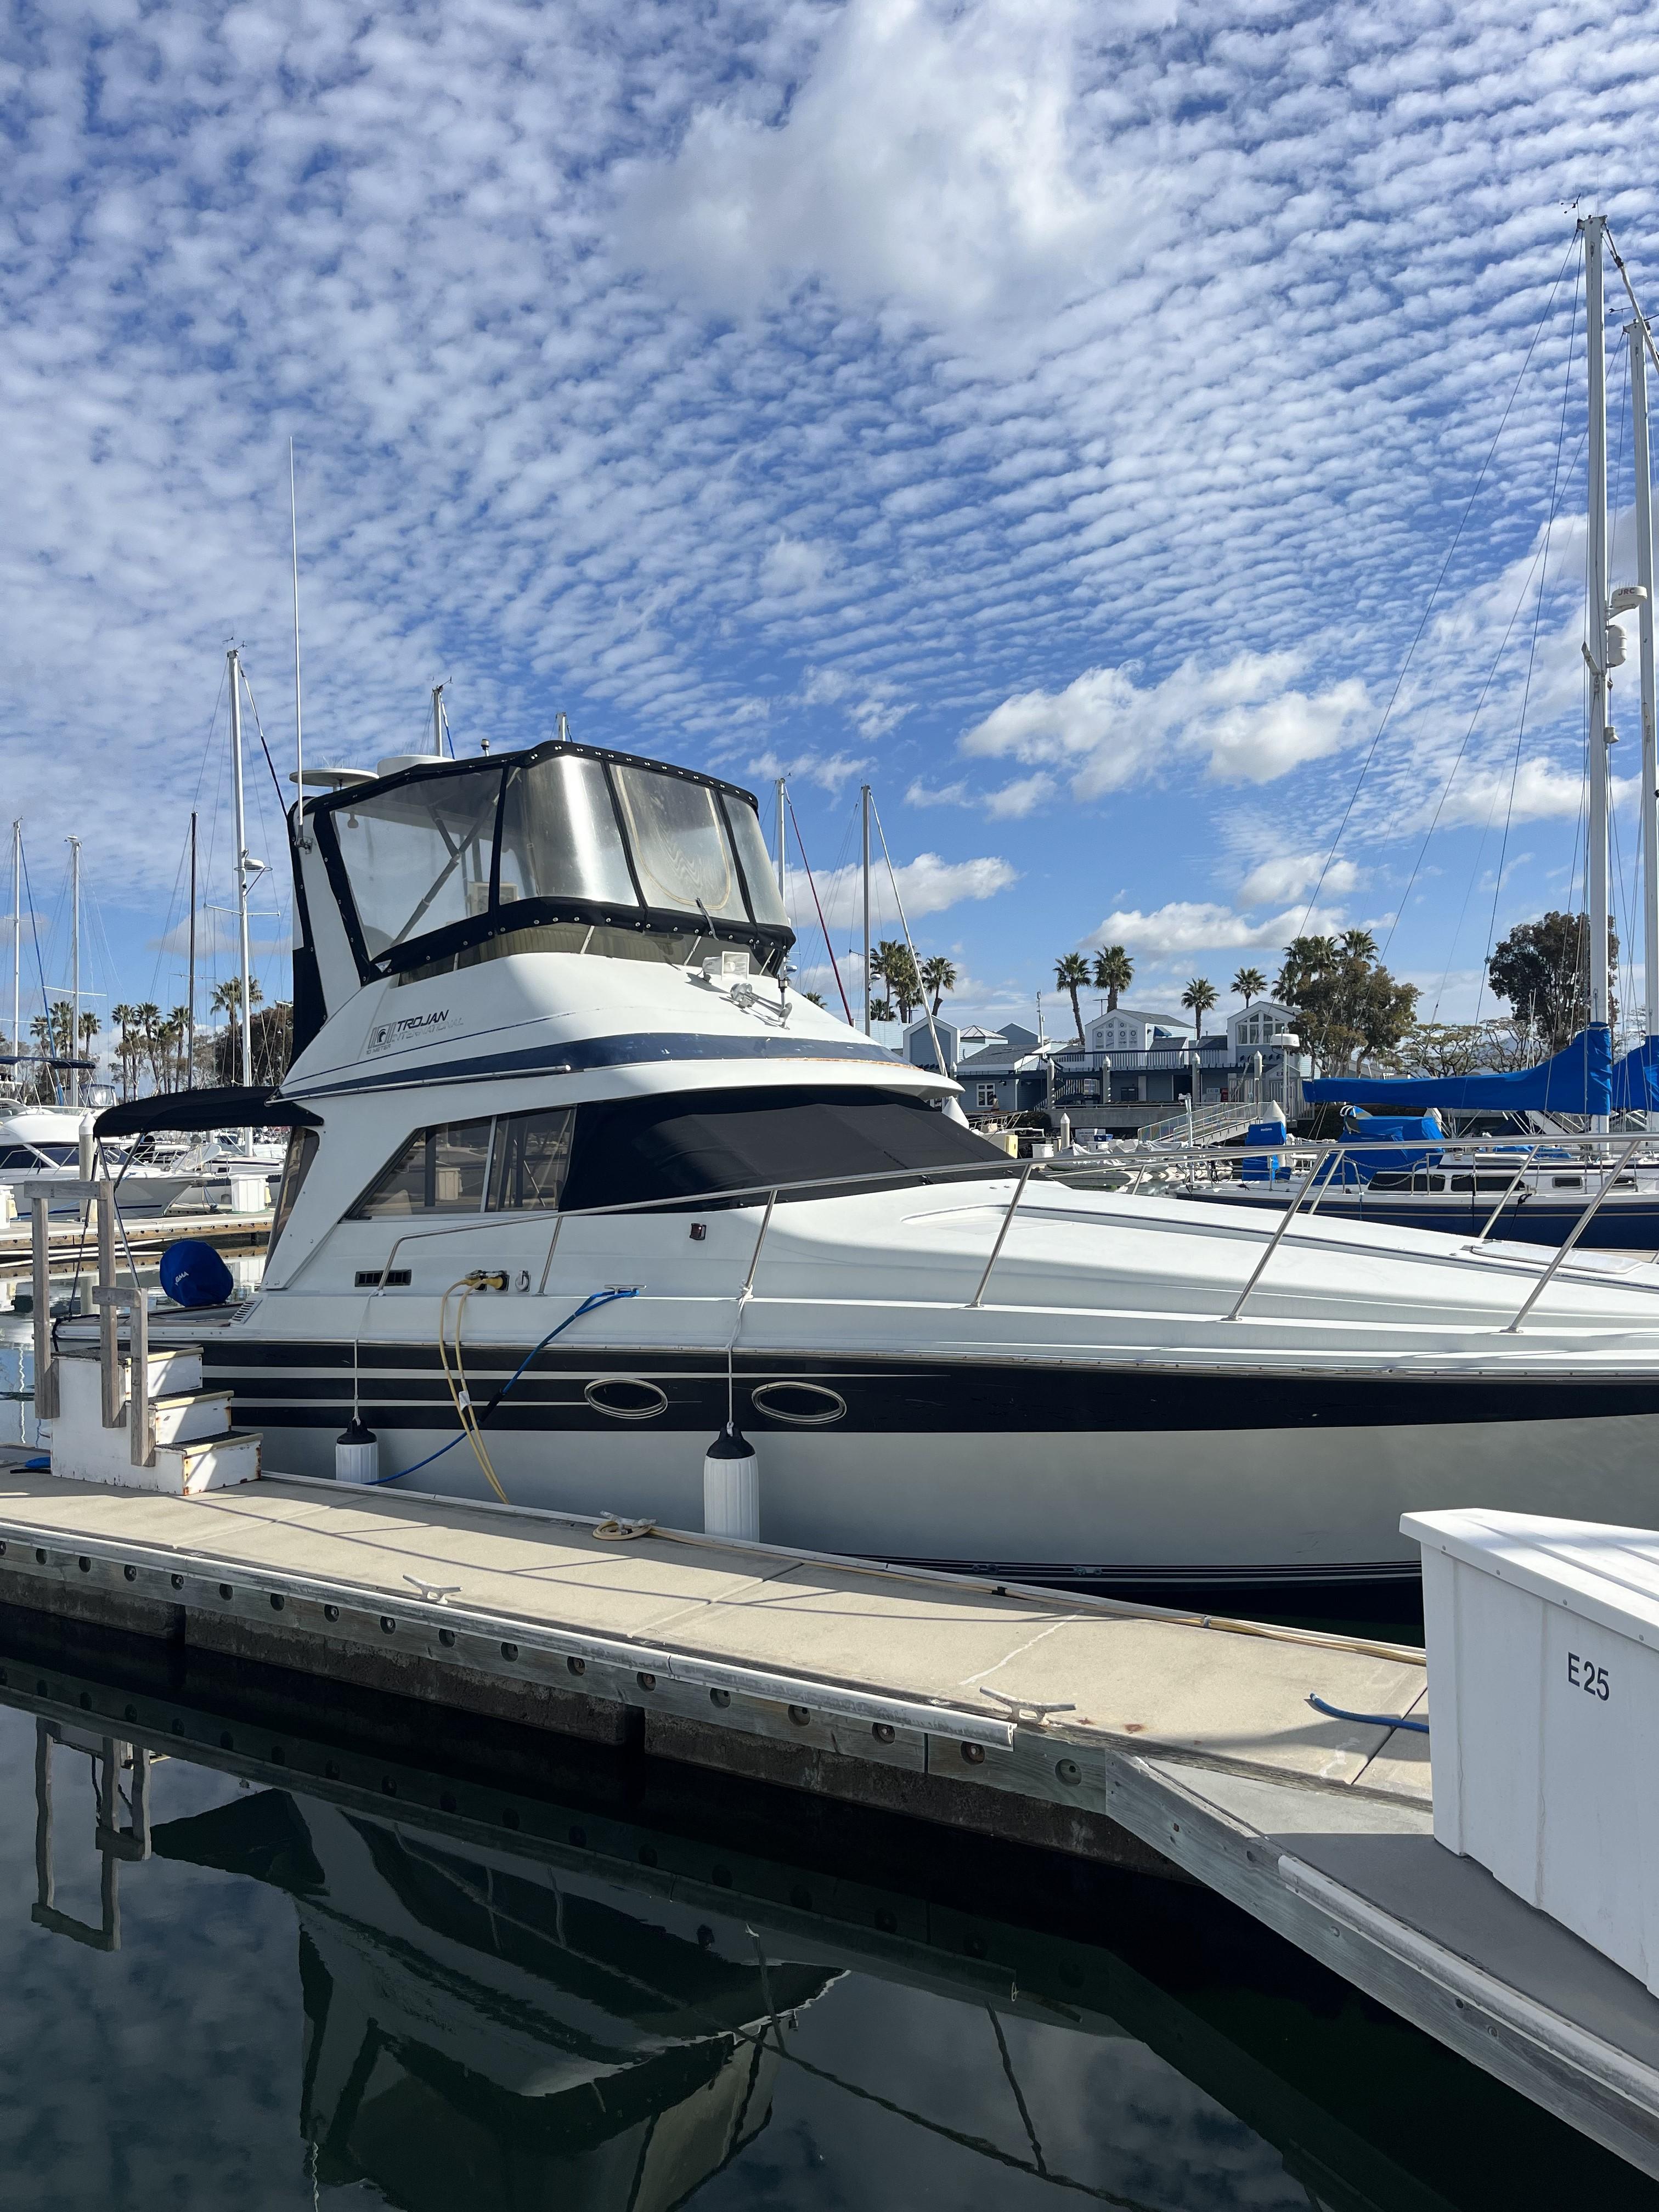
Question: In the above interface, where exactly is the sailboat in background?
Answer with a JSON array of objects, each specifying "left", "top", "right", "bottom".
[{"left": 1182, "top": 216, "right": 1659, "bottom": 1250}]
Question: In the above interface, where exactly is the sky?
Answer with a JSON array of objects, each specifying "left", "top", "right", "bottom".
[{"left": 7, "top": 0, "right": 1659, "bottom": 1053}]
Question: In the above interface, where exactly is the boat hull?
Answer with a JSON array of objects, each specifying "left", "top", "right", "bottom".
[{"left": 205, "top": 1337, "right": 1659, "bottom": 1588}]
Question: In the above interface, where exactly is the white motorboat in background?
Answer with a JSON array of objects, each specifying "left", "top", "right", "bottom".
[{"left": 0, "top": 1104, "right": 200, "bottom": 1219}]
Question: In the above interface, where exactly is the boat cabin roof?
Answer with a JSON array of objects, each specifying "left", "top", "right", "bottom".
[{"left": 301, "top": 737, "right": 793, "bottom": 991}]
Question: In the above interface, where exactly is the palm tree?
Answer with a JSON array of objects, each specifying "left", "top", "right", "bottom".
[
  {"left": 1054, "top": 953, "right": 1091, "bottom": 1045},
  {"left": 1340, "top": 928, "right": 1378, "bottom": 962},
  {"left": 1092, "top": 945, "right": 1133, "bottom": 1011},
  {"left": 111, "top": 1003, "right": 138, "bottom": 1099},
  {"left": 1181, "top": 976, "right": 1218, "bottom": 1036},
  {"left": 1232, "top": 966, "right": 1266, "bottom": 1007},
  {"left": 919, "top": 956, "right": 958, "bottom": 1015},
  {"left": 167, "top": 1005, "right": 191, "bottom": 1091},
  {"left": 210, "top": 974, "right": 262, "bottom": 1018},
  {"left": 871, "top": 941, "right": 922, "bottom": 1022}
]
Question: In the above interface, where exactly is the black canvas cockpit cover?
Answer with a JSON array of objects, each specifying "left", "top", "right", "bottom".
[
  {"left": 95, "top": 1087, "right": 320, "bottom": 1139},
  {"left": 561, "top": 1086, "right": 1005, "bottom": 1211}
]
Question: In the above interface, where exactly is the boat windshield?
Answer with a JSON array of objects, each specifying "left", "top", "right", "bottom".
[{"left": 317, "top": 744, "right": 788, "bottom": 977}]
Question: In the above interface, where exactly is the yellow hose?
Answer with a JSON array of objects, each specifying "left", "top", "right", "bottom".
[{"left": 438, "top": 1276, "right": 510, "bottom": 1505}]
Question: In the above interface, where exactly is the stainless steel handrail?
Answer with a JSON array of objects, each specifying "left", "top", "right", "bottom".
[
  {"left": 261, "top": 1126, "right": 1659, "bottom": 1336},
  {"left": 1223, "top": 1145, "right": 1347, "bottom": 1323},
  {"left": 1503, "top": 1137, "right": 1646, "bottom": 1333},
  {"left": 1474, "top": 1143, "right": 1544, "bottom": 1244},
  {"left": 970, "top": 1163, "right": 1035, "bottom": 1308}
]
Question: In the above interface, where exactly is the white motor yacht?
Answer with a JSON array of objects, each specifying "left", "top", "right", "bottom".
[
  {"left": 92, "top": 736, "right": 1659, "bottom": 1595},
  {"left": 0, "top": 1105, "right": 198, "bottom": 1219}
]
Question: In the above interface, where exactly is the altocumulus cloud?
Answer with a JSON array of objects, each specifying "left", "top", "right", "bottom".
[
  {"left": 960, "top": 654, "right": 1370, "bottom": 802},
  {"left": 4, "top": 0, "right": 1659, "bottom": 1023}
]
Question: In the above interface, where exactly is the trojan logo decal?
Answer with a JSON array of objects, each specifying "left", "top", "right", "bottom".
[{"left": 364, "top": 1008, "right": 452, "bottom": 1057}]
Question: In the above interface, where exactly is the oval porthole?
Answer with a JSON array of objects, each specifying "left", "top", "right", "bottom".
[
  {"left": 583, "top": 1376, "right": 669, "bottom": 1421},
  {"left": 750, "top": 1379, "right": 848, "bottom": 1427}
]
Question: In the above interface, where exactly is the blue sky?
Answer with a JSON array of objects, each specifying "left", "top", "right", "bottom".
[{"left": 6, "top": 0, "right": 1659, "bottom": 1049}]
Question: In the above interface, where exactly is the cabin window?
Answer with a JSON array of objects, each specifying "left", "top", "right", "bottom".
[
  {"left": 495, "top": 755, "right": 636, "bottom": 910},
  {"left": 353, "top": 1118, "right": 494, "bottom": 1216},
  {"left": 558, "top": 1086, "right": 1008, "bottom": 1211},
  {"left": 266, "top": 1128, "right": 320, "bottom": 1259},
  {"left": 488, "top": 1107, "right": 574, "bottom": 1212},
  {"left": 611, "top": 766, "right": 749, "bottom": 922},
  {"left": 334, "top": 765, "right": 502, "bottom": 960}
]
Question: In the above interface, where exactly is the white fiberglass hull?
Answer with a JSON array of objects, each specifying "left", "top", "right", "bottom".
[{"left": 210, "top": 1181, "right": 1659, "bottom": 1587}]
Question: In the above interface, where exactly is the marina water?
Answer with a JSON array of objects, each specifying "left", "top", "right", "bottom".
[{"left": 0, "top": 1595, "right": 1649, "bottom": 2208}]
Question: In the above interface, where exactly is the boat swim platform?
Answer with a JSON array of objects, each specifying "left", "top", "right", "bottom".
[{"left": 0, "top": 1451, "right": 1656, "bottom": 2180}]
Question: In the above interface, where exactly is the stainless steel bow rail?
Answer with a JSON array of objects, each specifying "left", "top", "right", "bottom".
[{"left": 299, "top": 1134, "right": 1659, "bottom": 1337}]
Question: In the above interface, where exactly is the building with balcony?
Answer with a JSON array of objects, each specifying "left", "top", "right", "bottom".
[{"left": 905, "top": 1000, "right": 1305, "bottom": 1131}]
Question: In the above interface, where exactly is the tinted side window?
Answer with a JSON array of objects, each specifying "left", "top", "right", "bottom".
[
  {"left": 559, "top": 1088, "right": 1005, "bottom": 1211},
  {"left": 267, "top": 1128, "right": 320, "bottom": 1258},
  {"left": 489, "top": 1108, "right": 574, "bottom": 1212},
  {"left": 353, "top": 1119, "right": 493, "bottom": 1216}
]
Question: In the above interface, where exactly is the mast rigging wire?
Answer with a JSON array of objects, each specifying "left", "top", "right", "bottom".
[
  {"left": 870, "top": 792, "right": 950, "bottom": 1075},
  {"left": 1296, "top": 232, "right": 1583, "bottom": 937},
  {"left": 785, "top": 790, "right": 854, "bottom": 1023}
]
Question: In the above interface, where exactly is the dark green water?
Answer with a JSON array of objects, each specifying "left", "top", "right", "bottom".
[{"left": 0, "top": 1609, "right": 1651, "bottom": 2211}]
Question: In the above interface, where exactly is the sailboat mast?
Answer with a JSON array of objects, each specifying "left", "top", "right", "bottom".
[
  {"left": 67, "top": 835, "right": 81, "bottom": 1110},
  {"left": 1585, "top": 216, "right": 1612, "bottom": 1073},
  {"left": 228, "top": 647, "right": 254, "bottom": 1091},
  {"left": 187, "top": 809, "right": 198, "bottom": 1084},
  {"left": 775, "top": 777, "right": 787, "bottom": 906},
  {"left": 1629, "top": 316, "right": 1659, "bottom": 1045},
  {"left": 431, "top": 682, "right": 446, "bottom": 757},
  {"left": 290, "top": 439, "right": 304, "bottom": 834},
  {"left": 860, "top": 782, "right": 872, "bottom": 1035},
  {"left": 9, "top": 819, "right": 19, "bottom": 1070}
]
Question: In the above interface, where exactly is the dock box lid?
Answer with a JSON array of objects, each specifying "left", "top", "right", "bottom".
[{"left": 1402, "top": 1508, "right": 1659, "bottom": 1649}]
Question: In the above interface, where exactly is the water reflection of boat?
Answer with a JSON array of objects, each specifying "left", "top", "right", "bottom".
[
  {"left": 9, "top": 1609, "right": 1625, "bottom": 2212},
  {"left": 155, "top": 1790, "right": 832, "bottom": 2211}
]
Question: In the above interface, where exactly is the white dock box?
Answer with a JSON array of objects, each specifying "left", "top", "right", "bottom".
[{"left": 1403, "top": 1506, "right": 1659, "bottom": 1994}]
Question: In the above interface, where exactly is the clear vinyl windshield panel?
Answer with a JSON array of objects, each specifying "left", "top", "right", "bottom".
[{"left": 319, "top": 747, "right": 789, "bottom": 978}]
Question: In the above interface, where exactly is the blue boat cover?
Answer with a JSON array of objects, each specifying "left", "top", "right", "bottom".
[
  {"left": 1240, "top": 1113, "right": 1288, "bottom": 1182},
  {"left": 1324, "top": 1108, "right": 1444, "bottom": 1184},
  {"left": 1610, "top": 1035, "right": 1659, "bottom": 1111},
  {"left": 1304, "top": 1027, "right": 1613, "bottom": 1116}
]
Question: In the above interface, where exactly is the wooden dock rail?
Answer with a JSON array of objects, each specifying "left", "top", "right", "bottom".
[
  {"left": 0, "top": 1209, "right": 269, "bottom": 1285},
  {"left": 1, "top": 1448, "right": 1657, "bottom": 2177}
]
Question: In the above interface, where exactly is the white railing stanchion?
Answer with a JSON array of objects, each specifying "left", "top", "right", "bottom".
[
  {"left": 1224, "top": 1146, "right": 1345, "bottom": 1323},
  {"left": 30, "top": 1192, "right": 56, "bottom": 1423},
  {"left": 1503, "top": 1136, "right": 1644, "bottom": 1334},
  {"left": 742, "top": 1190, "right": 778, "bottom": 1301},
  {"left": 1474, "top": 1143, "right": 1543, "bottom": 1245},
  {"left": 970, "top": 1163, "right": 1034, "bottom": 1308}
]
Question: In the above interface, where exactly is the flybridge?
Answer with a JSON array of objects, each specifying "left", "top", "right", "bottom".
[{"left": 289, "top": 738, "right": 795, "bottom": 1050}]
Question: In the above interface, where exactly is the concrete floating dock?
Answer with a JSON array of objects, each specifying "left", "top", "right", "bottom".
[{"left": 1, "top": 1444, "right": 1658, "bottom": 2177}]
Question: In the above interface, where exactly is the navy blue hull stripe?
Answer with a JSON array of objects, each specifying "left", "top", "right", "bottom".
[
  {"left": 287, "top": 1031, "right": 902, "bottom": 1102},
  {"left": 200, "top": 1342, "right": 1659, "bottom": 1434}
]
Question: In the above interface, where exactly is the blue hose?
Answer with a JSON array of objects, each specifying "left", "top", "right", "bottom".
[
  {"left": 368, "top": 1286, "right": 640, "bottom": 1486},
  {"left": 1308, "top": 1692, "right": 1429, "bottom": 1735}
]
